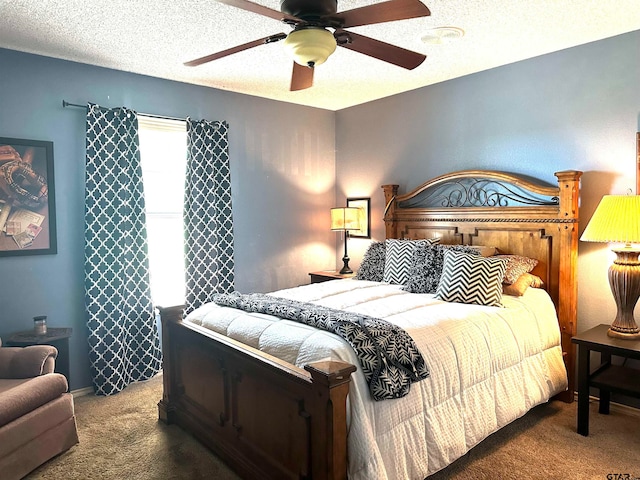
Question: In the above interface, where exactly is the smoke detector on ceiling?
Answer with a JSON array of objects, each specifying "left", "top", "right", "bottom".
[{"left": 421, "top": 26, "right": 465, "bottom": 45}]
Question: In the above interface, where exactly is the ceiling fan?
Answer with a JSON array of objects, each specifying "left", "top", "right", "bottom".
[{"left": 184, "top": 0, "right": 431, "bottom": 91}]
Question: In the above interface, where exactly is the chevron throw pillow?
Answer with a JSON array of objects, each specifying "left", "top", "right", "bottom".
[
  {"left": 403, "top": 244, "right": 480, "bottom": 294},
  {"left": 383, "top": 238, "right": 440, "bottom": 285},
  {"left": 435, "top": 250, "right": 508, "bottom": 306}
]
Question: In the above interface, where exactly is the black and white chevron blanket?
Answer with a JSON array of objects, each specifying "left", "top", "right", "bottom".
[{"left": 212, "top": 292, "right": 429, "bottom": 401}]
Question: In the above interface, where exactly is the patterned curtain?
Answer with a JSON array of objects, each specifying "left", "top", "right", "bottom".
[
  {"left": 84, "top": 104, "right": 162, "bottom": 396},
  {"left": 184, "top": 119, "right": 234, "bottom": 314}
]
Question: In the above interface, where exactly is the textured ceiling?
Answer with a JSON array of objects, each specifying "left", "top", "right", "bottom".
[{"left": 2, "top": 0, "right": 639, "bottom": 111}]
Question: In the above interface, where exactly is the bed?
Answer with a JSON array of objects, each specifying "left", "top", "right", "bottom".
[{"left": 158, "top": 169, "right": 582, "bottom": 480}]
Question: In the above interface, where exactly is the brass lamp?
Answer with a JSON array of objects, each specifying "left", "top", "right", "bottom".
[
  {"left": 331, "top": 207, "right": 360, "bottom": 274},
  {"left": 580, "top": 195, "right": 640, "bottom": 339}
]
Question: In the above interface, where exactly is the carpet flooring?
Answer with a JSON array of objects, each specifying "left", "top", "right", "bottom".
[{"left": 27, "top": 374, "right": 640, "bottom": 479}]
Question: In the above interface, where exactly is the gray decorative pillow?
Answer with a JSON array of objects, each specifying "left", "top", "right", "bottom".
[
  {"left": 435, "top": 250, "right": 508, "bottom": 307},
  {"left": 403, "top": 244, "right": 480, "bottom": 294},
  {"left": 383, "top": 238, "right": 440, "bottom": 285},
  {"left": 355, "top": 241, "right": 386, "bottom": 282}
]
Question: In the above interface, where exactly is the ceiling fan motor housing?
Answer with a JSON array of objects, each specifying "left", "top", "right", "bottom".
[{"left": 280, "top": 0, "right": 337, "bottom": 19}]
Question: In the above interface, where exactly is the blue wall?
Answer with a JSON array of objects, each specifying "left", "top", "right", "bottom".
[
  {"left": 0, "top": 48, "right": 336, "bottom": 390},
  {"left": 336, "top": 30, "right": 640, "bottom": 337},
  {"left": 2, "top": 30, "right": 639, "bottom": 391}
]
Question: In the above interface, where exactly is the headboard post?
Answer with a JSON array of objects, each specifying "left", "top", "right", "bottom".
[
  {"left": 382, "top": 184, "right": 399, "bottom": 239},
  {"left": 555, "top": 170, "right": 581, "bottom": 220},
  {"left": 554, "top": 170, "right": 582, "bottom": 401}
]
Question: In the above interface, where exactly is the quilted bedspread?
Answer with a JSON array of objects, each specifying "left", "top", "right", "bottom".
[
  {"left": 186, "top": 279, "right": 568, "bottom": 480},
  {"left": 210, "top": 291, "right": 429, "bottom": 400}
]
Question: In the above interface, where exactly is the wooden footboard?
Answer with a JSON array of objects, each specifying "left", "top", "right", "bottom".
[{"left": 157, "top": 305, "right": 356, "bottom": 480}]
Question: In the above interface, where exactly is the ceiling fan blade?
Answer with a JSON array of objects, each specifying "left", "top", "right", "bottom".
[
  {"left": 290, "top": 62, "right": 314, "bottom": 91},
  {"left": 337, "top": 0, "right": 430, "bottom": 28},
  {"left": 336, "top": 30, "right": 426, "bottom": 70},
  {"left": 214, "top": 0, "right": 301, "bottom": 23},
  {"left": 184, "top": 33, "right": 287, "bottom": 67}
]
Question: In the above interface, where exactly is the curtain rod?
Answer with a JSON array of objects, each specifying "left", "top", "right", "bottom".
[{"left": 62, "top": 100, "right": 186, "bottom": 123}]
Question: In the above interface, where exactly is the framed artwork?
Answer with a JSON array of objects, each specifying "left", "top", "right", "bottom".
[
  {"left": 0, "top": 137, "right": 57, "bottom": 256},
  {"left": 347, "top": 197, "right": 370, "bottom": 238}
]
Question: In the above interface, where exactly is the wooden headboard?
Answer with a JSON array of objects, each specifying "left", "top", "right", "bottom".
[{"left": 382, "top": 169, "right": 582, "bottom": 401}]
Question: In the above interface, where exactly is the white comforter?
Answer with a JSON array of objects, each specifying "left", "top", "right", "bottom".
[{"left": 186, "top": 279, "right": 568, "bottom": 480}]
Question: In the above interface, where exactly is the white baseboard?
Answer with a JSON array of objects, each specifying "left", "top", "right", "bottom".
[
  {"left": 71, "top": 386, "right": 94, "bottom": 398},
  {"left": 70, "top": 373, "right": 163, "bottom": 398}
]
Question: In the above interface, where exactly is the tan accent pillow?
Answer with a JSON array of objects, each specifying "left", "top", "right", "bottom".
[{"left": 502, "top": 273, "right": 544, "bottom": 296}]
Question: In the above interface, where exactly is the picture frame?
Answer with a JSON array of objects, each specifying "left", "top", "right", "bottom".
[
  {"left": 0, "top": 137, "right": 57, "bottom": 256},
  {"left": 346, "top": 197, "right": 370, "bottom": 238}
]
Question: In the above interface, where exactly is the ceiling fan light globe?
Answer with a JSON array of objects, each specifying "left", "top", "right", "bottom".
[{"left": 283, "top": 28, "right": 337, "bottom": 67}]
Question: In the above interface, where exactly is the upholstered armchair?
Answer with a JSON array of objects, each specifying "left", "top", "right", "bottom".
[{"left": 0, "top": 338, "right": 79, "bottom": 479}]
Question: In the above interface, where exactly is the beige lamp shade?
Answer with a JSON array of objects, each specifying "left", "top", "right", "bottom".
[
  {"left": 580, "top": 195, "right": 640, "bottom": 245},
  {"left": 331, "top": 207, "right": 360, "bottom": 231}
]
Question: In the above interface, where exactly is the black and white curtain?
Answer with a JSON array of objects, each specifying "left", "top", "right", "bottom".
[
  {"left": 84, "top": 104, "right": 162, "bottom": 396},
  {"left": 184, "top": 119, "right": 234, "bottom": 314}
]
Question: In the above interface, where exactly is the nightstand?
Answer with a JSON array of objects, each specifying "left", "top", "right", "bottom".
[
  {"left": 309, "top": 270, "right": 356, "bottom": 283},
  {"left": 6, "top": 327, "right": 73, "bottom": 384},
  {"left": 572, "top": 324, "right": 640, "bottom": 436}
]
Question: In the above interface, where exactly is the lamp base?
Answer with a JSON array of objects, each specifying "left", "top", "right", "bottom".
[
  {"left": 607, "top": 327, "right": 640, "bottom": 340},
  {"left": 338, "top": 229, "right": 352, "bottom": 274},
  {"left": 607, "top": 248, "right": 640, "bottom": 341},
  {"left": 339, "top": 255, "right": 352, "bottom": 274}
]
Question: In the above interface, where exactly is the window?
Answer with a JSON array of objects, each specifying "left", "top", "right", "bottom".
[{"left": 138, "top": 116, "right": 187, "bottom": 306}]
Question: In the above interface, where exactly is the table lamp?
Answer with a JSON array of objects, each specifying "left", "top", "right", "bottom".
[
  {"left": 580, "top": 194, "right": 640, "bottom": 339},
  {"left": 331, "top": 207, "right": 360, "bottom": 274}
]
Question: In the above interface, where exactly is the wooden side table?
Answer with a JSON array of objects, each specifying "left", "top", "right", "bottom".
[
  {"left": 7, "top": 327, "right": 73, "bottom": 384},
  {"left": 571, "top": 324, "right": 640, "bottom": 436},
  {"left": 309, "top": 270, "right": 356, "bottom": 284}
]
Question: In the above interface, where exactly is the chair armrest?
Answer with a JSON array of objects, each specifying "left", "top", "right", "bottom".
[
  {"left": 0, "top": 373, "right": 69, "bottom": 427},
  {"left": 0, "top": 345, "right": 58, "bottom": 378}
]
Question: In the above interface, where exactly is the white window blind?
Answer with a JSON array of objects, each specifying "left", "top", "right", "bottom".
[{"left": 138, "top": 115, "right": 187, "bottom": 306}]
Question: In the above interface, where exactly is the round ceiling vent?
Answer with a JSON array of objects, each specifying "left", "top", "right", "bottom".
[{"left": 420, "top": 26, "right": 465, "bottom": 45}]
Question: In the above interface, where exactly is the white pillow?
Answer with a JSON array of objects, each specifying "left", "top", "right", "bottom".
[{"left": 435, "top": 250, "right": 508, "bottom": 307}]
